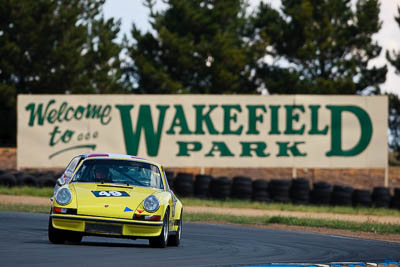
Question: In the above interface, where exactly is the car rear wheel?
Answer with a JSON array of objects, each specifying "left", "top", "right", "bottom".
[
  {"left": 149, "top": 209, "right": 169, "bottom": 248},
  {"left": 48, "top": 217, "right": 67, "bottom": 244},
  {"left": 168, "top": 211, "right": 182, "bottom": 247}
]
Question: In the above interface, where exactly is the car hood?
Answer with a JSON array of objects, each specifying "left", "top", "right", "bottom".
[{"left": 71, "top": 183, "right": 160, "bottom": 219}]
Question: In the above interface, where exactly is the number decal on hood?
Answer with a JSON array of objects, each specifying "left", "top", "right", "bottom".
[{"left": 92, "top": 191, "right": 130, "bottom": 197}]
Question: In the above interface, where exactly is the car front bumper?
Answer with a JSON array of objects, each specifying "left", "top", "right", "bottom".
[{"left": 50, "top": 214, "right": 163, "bottom": 238}]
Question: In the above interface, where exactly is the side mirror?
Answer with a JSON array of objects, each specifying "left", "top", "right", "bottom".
[{"left": 56, "top": 177, "right": 66, "bottom": 186}]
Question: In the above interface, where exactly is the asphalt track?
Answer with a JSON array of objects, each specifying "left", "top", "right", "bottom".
[{"left": 0, "top": 211, "right": 399, "bottom": 267}]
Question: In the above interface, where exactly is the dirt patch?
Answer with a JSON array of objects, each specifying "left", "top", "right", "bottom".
[
  {"left": 0, "top": 194, "right": 50, "bottom": 206},
  {"left": 0, "top": 148, "right": 16, "bottom": 169}
]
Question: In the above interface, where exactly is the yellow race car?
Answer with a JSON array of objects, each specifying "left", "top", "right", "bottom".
[{"left": 49, "top": 153, "right": 183, "bottom": 248}]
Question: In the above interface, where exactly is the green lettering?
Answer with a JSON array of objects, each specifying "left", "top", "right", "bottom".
[
  {"left": 326, "top": 105, "right": 373, "bottom": 156},
  {"left": 167, "top": 105, "right": 192, "bottom": 134},
  {"left": 222, "top": 105, "right": 243, "bottom": 135},
  {"left": 176, "top": 141, "right": 202, "bottom": 156},
  {"left": 276, "top": 141, "right": 307, "bottom": 157},
  {"left": 269, "top": 105, "right": 281, "bottom": 135},
  {"left": 100, "top": 105, "right": 112, "bottom": 125},
  {"left": 246, "top": 105, "right": 266, "bottom": 134},
  {"left": 308, "top": 105, "right": 328, "bottom": 135},
  {"left": 194, "top": 105, "right": 219, "bottom": 134},
  {"left": 284, "top": 105, "right": 305, "bottom": 135},
  {"left": 205, "top": 142, "right": 234, "bottom": 157},
  {"left": 25, "top": 99, "right": 55, "bottom": 126},
  {"left": 115, "top": 104, "right": 169, "bottom": 156},
  {"left": 240, "top": 142, "right": 270, "bottom": 157}
]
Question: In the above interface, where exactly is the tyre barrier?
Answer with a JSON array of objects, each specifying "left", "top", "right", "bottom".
[
  {"left": 352, "top": 189, "right": 372, "bottom": 207},
  {"left": 290, "top": 178, "right": 310, "bottom": 205},
  {"left": 252, "top": 179, "right": 270, "bottom": 203},
  {"left": 231, "top": 176, "right": 253, "bottom": 200},
  {"left": 0, "top": 173, "right": 17, "bottom": 187},
  {"left": 268, "top": 179, "right": 291, "bottom": 203},
  {"left": 194, "top": 174, "right": 212, "bottom": 199},
  {"left": 173, "top": 172, "right": 194, "bottom": 197},
  {"left": 1, "top": 167, "right": 400, "bottom": 210},
  {"left": 391, "top": 188, "right": 400, "bottom": 209},
  {"left": 38, "top": 175, "right": 56, "bottom": 187},
  {"left": 372, "top": 186, "right": 391, "bottom": 208},
  {"left": 330, "top": 185, "right": 353, "bottom": 206},
  {"left": 310, "top": 181, "right": 331, "bottom": 205},
  {"left": 209, "top": 177, "right": 231, "bottom": 199}
]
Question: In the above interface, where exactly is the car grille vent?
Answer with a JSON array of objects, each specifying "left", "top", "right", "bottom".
[{"left": 85, "top": 223, "right": 122, "bottom": 235}]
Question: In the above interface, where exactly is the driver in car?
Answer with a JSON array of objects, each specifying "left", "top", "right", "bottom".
[{"left": 94, "top": 166, "right": 112, "bottom": 183}]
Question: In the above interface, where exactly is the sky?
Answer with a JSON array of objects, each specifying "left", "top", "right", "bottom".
[{"left": 103, "top": 0, "right": 400, "bottom": 96}]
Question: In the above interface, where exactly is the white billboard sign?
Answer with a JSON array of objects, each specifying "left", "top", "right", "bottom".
[{"left": 17, "top": 95, "right": 387, "bottom": 169}]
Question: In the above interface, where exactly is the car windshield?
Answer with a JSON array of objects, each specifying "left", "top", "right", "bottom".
[{"left": 71, "top": 159, "right": 164, "bottom": 189}]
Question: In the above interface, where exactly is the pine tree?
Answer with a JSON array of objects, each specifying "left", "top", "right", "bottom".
[
  {"left": 252, "top": 0, "right": 387, "bottom": 95},
  {"left": 0, "top": 0, "right": 125, "bottom": 145},
  {"left": 126, "top": 0, "right": 258, "bottom": 94},
  {"left": 386, "top": 6, "right": 400, "bottom": 159}
]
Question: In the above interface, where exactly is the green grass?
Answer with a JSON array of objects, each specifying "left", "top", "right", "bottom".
[
  {"left": 181, "top": 197, "right": 400, "bottom": 217},
  {"left": 184, "top": 213, "right": 400, "bottom": 235},
  {"left": 0, "top": 186, "right": 53, "bottom": 197},
  {"left": 0, "top": 203, "right": 49, "bottom": 213}
]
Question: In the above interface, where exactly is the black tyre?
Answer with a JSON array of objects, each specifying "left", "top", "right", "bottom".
[
  {"left": 66, "top": 232, "right": 83, "bottom": 243},
  {"left": 168, "top": 211, "right": 182, "bottom": 246},
  {"left": 48, "top": 217, "right": 67, "bottom": 244},
  {"left": 20, "top": 174, "right": 38, "bottom": 187},
  {"left": 39, "top": 175, "right": 56, "bottom": 187},
  {"left": 149, "top": 210, "right": 169, "bottom": 248},
  {"left": 209, "top": 177, "right": 231, "bottom": 199},
  {"left": 0, "top": 173, "right": 17, "bottom": 187}
]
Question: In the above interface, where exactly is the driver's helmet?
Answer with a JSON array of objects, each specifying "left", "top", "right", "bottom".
[{"left": 94, "top": 165, "right": 109, "bottom": 180}]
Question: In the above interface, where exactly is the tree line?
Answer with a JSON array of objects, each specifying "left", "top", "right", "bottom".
[{"left": 0, "top": 0, "right": 399, "bottom": 157}]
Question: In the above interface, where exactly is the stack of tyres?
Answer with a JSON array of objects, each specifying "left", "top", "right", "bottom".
[
  {"left": 38, "top": 174, "right": 56, "bottom": 187},
  {"left": 173, "top": 172, "right": 194, "bottom": 197},
  {"left": 194, "top": 174, "right": 213, "bottom": 198},
  {"left": 268, "top": 179, "right": 291, "bottom": 203},
  {"left": 352, "top": 189, "right": 372, "bottom": 207},
  {"left": 391, "top": 188, "right": 400, "bottom": 209},
  {"left": 252, "top": 179, "right": 270, "bottom": 202},
  {"left": 310, "top": 181, "right": 331, "bottom": 205},
  {"left": 290, "top": 178, "right": 310, "bottom": 204},
  {"left": 372, "top": 187, "right": 391, "bottom": 208},
  {"left": 164, "top": 171, "right": 175, "bottom": 190},
  {"left": 0, "top": 171, "right": 17, "bottom": 187},
  {"left": 231, "top": 176, "right": 252, "bottom": 200},
  {"left": 330, "top": 185, "right": 353, "bottom": 206},
  {"left": 209, "top": 177, "right": 231, "bottom": 199}
]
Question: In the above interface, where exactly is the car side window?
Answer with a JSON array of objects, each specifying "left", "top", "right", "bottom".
[{"left": 64, "top": 156, "right": 81, "bottom": 181}]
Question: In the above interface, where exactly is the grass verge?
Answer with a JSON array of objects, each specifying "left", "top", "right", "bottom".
[
  {"left": 0, "top": 186, "right": 53, "bottom": 197},
  {"left": 0, "top": 203, "right": 49, "bottom": 213},
  {"left": 181, "top": 197, "right": 400, "bottom": 217},
  {"left": 184, "top": 213, "right": 400, "bottom": 235}
]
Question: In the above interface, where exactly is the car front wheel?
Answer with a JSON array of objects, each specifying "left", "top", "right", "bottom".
[
  {"left": 48, "top": 217, "right": 67, "bottom": 244},
  {"left": 149, "top": 209, "right": 169, "bottom": 248}
]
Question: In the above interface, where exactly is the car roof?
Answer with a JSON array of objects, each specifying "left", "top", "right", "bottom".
[{"left": 80, "top": 153, "right": 161, "bottom": 168}]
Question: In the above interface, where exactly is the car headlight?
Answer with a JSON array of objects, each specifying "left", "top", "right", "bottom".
[
  {"left": 55, "top": 188, "right": 72, "bottom": 206},
  {"left": 143, "top": 195, "right": 160, "bottom": 213}
]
